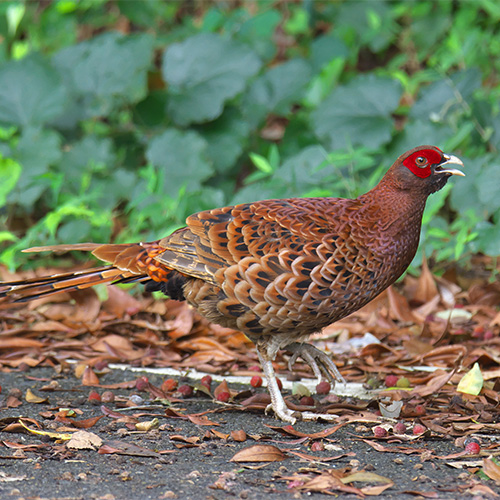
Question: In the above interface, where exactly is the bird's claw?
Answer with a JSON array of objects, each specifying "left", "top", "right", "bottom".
[{"left": 286, "top": 342, "right": 345, "bottom": 386}]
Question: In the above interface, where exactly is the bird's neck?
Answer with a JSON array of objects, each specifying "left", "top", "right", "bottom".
[{"left": 356, "top": 179, "right": 429, "bottom": 257}]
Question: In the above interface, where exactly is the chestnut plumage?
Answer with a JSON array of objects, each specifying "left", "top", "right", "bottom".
[{"left": 0, "top": 145, "right": 464, "bottom": 423}]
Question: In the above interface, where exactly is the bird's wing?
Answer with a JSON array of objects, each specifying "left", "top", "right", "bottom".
[{"left": 156, "top": 198, "right": 353, "bottom": 286}]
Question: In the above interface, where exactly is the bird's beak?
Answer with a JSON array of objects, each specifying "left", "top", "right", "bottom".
[{"left": 436, "top": 154, "right": 465, "bottom": 176}]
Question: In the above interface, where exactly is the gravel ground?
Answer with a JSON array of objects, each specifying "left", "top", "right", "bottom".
[{"left": 0, "top": 366, "right": 497, "bottom": 500}]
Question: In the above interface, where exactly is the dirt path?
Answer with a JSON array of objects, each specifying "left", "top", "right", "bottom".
[{"left": 0, "top": 366, "right": 497, "bottom": 500}]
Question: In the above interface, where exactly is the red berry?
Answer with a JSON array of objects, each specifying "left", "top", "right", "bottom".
[
  {"left": 311, "top": 441, "right": 324, "bottom": 452},
  {"left": 200, "top": 375, "right": 212, "bottom": 389},
  {"left": 385, "top": 375, "right": 399, "bottom": 387},
  {"left": 248, "top": 365, "right": 261, "bottom": 372},
  {"left": 394, "top": 422, "right": 407, "bottom": 434},
  {"left": 413, "top": 424, "right": 426, "bottom": 435},
  {"left": 472, "top": 325, "right": 484, "bottom": 338},
  {"left": 250, "top": 375, "right": 263, "bottom": 388},
  {"left": 88, "top": 390, "right": 101, "bottom": 405},
  {"left": 415, "top": 405, "right": 426, "bottom": 416},
  {"left": 276, "top": 378, "right": 283, "bottom": 391},
  {"left": 373, "top": 426, "right": 387, "bottom": 438},
  {"left": 465, "top": 440, "right": 481, "bottom": 454},
  {"left": 161, "top": 378, "right": 178, "bottom": 392},
  {"left": 300, "top": 396, "right": 315, "bottom": 406},
  {"left": 178, "top": 384, "right": 193, "bottom": 397},
  {"left": 135, "top": 377, "right": 148, "bottom": 391},
  {"left": 216, "top": 391, "right": 230, "bottom": 402},
  {"left": 316, "top": 381, "right": 331, "bottom": 395}
]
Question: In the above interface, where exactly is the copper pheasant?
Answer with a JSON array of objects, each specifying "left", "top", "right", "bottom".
[{"left": 0, "top": 146, "right": 464, "bottom": 423}]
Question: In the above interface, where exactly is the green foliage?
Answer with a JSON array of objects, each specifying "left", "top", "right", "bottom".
[{"left": 0, "top": 0, "right": 499, "bottom": 272}]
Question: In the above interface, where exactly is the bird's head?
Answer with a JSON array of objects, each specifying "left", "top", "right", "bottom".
[{"left": 392, "top": 145, "right": 465, "bottom": 194}]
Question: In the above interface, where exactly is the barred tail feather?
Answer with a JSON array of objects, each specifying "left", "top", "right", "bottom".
[{"left": 0, "top": 266, "right": 148, "bottom": 303}]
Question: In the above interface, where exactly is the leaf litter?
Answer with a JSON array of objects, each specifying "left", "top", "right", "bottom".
[{"left": 1, "top": 258, "right": 500, "bottom": 496}]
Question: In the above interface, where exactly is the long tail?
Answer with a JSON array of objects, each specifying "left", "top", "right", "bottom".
[{"left": 0, "top": 241, "right": 167, "bottom": 303}]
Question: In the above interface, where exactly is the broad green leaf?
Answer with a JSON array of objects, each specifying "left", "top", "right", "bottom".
[
  {"left": 53, "top": 32, "right": 154, "bottom": 116},
  {"left": 473, "top": 221, "right": 500, "bottom": 256},
  {"left": 197, "top": 108, "right": 250, "bottom": 173},
  {"left": 310, "top": 34, "right": 349, "bottom": 72},
  {"left": 146, "top": 129, "right": 213, "bottom": 198},
  {"left": 450, "top": 156, "right": 499, "bottom": 217},
  {"left": 312, "top": 74, "right": 401, "bottom": 150},
  {"left": 243, "top": 59, "right": 312, "bottom": 128},
  {"left": 163, "top": 33, "right": 261, "bottom": 126},
  {"left": 0, "top": 155, "right": 21, "bottom": 205},
  {"left": 226, "top": 9, "right": 281, "bottom": 61},
  {"left": 8, "top": 127, "right": 62, "bottom": 209},
  {"left": 0, "top": 54, "right": 67, "bottom": 126},
  {"left": 388, "top": 120, "right": 454, "bottom": 160},
  {"left": 410, "top": 69, "right": 481, "bottom": 122}
]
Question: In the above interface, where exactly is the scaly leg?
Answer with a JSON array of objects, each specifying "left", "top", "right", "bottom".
[
  {"left": 256, "top": 342, "right": 339, "bottom": 424},
  {"left": 286, "top": 342, "right": 345, "bottom": 386}
]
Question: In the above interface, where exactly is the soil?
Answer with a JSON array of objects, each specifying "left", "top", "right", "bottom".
[{"left": 0, "top": 366, "right": 497, "bottom": 500}]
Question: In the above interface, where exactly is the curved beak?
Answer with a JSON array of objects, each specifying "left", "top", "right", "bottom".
[{"left": 436, "top": 154, "right": 465, "bottom": 176}]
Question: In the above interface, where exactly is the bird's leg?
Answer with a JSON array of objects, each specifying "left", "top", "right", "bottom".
[
  {"left": 286, "top": 342, "right": 346, "bottom": 386},
  {"left": 256, "top": 341, "right": 339, "bottom": 424},
  {"left": 256, "top": 343, "right": 298, "bottom": 424}
]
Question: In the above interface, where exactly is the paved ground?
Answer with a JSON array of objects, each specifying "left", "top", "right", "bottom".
[{"left": 0, "top": 366, "right": 497, "bottom": 500}]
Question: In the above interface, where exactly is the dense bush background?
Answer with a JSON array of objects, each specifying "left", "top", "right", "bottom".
[{"left": 0, "top": 0, "right": 499, "bottom": 271}]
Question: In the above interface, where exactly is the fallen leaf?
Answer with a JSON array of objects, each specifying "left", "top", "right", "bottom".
[
  {"left": 457, "top": 363, "right": 483, "bottom": 395},
  {"left": 25, "top": 389, "right": 48, "bottom": 404},
  {"left": 135, "top": 418, "right": 159, "bottom": 432},
  {"left": 67, "top": 430, "right": 102, "bottom": 450},
  {"left": 81, "top": 366, "right": 100, "bottom": 386},
  {"left": 483, "top": 457, "right": 500, "bottom": 482},
  {"left": 231, "top": 444, "right": 285, "bottom": 463},
  {"left": 230, "top": 430, "right": 247, "bottom": 442}
]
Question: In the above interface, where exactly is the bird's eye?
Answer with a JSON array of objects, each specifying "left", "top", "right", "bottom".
[{"left": 415, "top": 156, "right": 427, "bottom": 167}]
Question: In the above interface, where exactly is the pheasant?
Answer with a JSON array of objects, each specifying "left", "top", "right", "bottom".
[{"left": 0, "top": 146, "right": 464, "bottom": 423}]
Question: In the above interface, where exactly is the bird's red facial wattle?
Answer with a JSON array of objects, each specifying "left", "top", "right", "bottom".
[{"left": 402, "top": 148, "right": 444, "bottom": 178}]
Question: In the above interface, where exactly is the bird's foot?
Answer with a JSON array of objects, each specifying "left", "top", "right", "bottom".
[
  {"left": 286, "top": 342, "right": 345, "bottom": 386},
  {"left": 265, "top": 403, "right": 338, "bottom": 424},
  {"left": 256, "top": 341, "right": 339, "bottom": 424}
]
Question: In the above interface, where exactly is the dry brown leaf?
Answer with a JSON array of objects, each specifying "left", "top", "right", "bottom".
[
  {"left": 186, "top": 415, "right": 219, "bottom": 426},
  {"left": 25, "top": 389, "right": 47, "bottom": 404},
  {"left": 230, "top": 430, "right": 247, "bottom": 442},
  {"left": 103, "top": 285, "right": 141, "bottom": 317},
  {"left": 466, "top": 484, "right": 500, "bottom": 497},
  {"left": 414, "top": 256, "right": 439, "bottom": 303},
  {"left": 231, "top": 444, "right": 285, "bottom": 463},
  {"left": 410, "top": 369, "right": 456, "bottom": 397},
  {"left": 81, "top": 366, "right": 100, "bottom": 386},
  {"left": 387, "top": 286, "right": 415, "bottom": 322},
  {"left": 67, "top": 430, "right": 102, "bottom": 450},
  {"left": 483, "top": 457, "right": 500, "bottom": 482}
]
